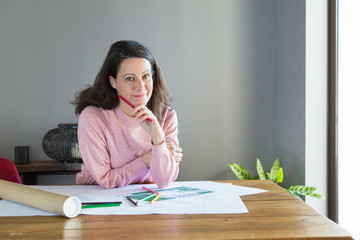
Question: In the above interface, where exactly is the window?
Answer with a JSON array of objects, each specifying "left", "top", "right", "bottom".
[{"left": 338, "top": 1, "right": 360, "bottom": 239}]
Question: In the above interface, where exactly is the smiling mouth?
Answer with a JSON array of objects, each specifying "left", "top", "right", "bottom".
[{"left": 133, "top": 94, "right": 147, "bottom": 98}]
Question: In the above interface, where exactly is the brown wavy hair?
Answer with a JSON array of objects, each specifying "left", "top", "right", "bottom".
[{"left": 72, "top": 40, "right": 172, "bottom": 121}]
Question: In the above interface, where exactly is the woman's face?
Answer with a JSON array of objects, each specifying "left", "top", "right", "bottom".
[{"left": 110, "top": 57, "right": 153, "bottom": 113}]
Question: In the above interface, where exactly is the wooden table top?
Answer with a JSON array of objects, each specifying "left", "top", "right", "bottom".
[{"left": 0, "top": 180, "right": 353, "bottom": 240}]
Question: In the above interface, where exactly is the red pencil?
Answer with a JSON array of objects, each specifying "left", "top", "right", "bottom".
[
  {"left": 118, "top": 95, "right": 135, "bottom": 108},
  {"left": 142, "top": 186, "right": 159, "bottom": 195},
  {"left": 118, "top": 95, "right": 153, "bottom": 123}
]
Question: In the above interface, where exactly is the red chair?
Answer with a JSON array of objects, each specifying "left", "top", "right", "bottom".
[{"left": 0, "top": 157, "right": 22, "bottom": 184}]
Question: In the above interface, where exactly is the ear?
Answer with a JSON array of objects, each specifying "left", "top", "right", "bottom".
[{"left": 109, "top": 76, "right": 117, "bottom": 89}]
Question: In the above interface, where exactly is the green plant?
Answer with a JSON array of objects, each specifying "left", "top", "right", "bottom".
[{"left": 229, "top": 158, "right": 323, "bottom": 200}]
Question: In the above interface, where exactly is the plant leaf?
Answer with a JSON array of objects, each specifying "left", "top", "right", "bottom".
[
  {"left": 276, "top": 167, "right": 284, "bottom": 184},
  {"left": 289, "top": 185, "right": 316, "bottom": 194},
  {"left": 307, "top": 192, "right": 324, "bottom": 199},
  {"left": 256, "top": 158, "right": 267, "bottom": 180},
  {"left": 269, "top": 158, "right": 280, "bottom": 182},
  {"left": 285, "top": 188, "right": 303, "bottom": 201},
  {"left": 252, "top": 175, "right": 260, "bottom": 180},
  {"left": 288, "top": 185, "right": 324, "bottom": 199},
  {"left": 228, "top": 163, "right": 251, "bottom": 180}
]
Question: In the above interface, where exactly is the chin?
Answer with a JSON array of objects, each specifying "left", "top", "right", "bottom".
[{"left": 135, "top": 99, "right": 149, "bottom": 106}]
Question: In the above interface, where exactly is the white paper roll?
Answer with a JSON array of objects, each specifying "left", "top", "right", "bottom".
[{"left": 0, "top": 179, "right": 81, "bottom": 218}]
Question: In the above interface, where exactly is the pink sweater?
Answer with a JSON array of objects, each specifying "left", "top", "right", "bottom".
[{"left": 76, "top": 105, "right": 179, "bottom": 189}]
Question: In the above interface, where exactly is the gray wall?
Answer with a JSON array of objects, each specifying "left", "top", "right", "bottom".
[{"left": 0, "top": 0, "right": 305, "bottom": 187}]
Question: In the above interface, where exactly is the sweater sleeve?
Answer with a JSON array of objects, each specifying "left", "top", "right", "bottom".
[
  {"left": 76, "top": 107, "right": 149, "bottom": 189},
  {"left": 150, "top": 109, "right": 180, "bottom": 188}
]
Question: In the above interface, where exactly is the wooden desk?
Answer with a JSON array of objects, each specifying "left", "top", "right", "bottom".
[
  {"left": 0, "top": 180, "right": 353, "bottom": 240},
  {"left": 15, "top": 160, "right": 82, "bottom": 185}
]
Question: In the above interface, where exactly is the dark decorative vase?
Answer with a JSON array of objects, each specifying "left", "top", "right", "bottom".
[{"left": 42, "top": 124, "right": 82, "bottom": 163}]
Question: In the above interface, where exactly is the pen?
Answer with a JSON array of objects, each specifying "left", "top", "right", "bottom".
[
  {"left": 142, "top": 186, "right": 159, "bottom": 195},
  {"left": 118, "top": 95, "right": 153, "bottom": 123},
  {"left": 81, "top": 202, "right": 121, "bottom": 209}
]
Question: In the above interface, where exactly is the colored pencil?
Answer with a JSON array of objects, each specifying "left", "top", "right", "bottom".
[
  {"left": 142, "top": 186, "right": 159, "bottom": 195},
  {"left": 81, "top": 203, "right": 121, "bottom": 209},
  {"left": 126, "top": 196, "right": 138, "bottom": 207},
  {"left": 137, "top": 193, "right": 157, "bottom": 203},
  {"left": 118, "top": 95, "right": 153, "bottom": 123},
  {"left": 118, "top": 95, "right": 135, "bottom": 108},
  {"left": 150, "top": 194, "right": 161, "bottom": 204},
  {"left": 82, "top": 201, "right": 122, "bottom": 206}
]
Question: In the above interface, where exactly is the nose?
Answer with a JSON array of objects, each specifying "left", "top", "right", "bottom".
[{"left": 135, "top": 78, "right": 145, "bottom": 89}]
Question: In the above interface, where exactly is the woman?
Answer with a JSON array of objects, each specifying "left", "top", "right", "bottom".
[{"left": 72, "top": 40, "right": 182, "bottom": 189}]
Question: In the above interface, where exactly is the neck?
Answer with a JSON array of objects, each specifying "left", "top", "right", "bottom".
[{"left": 119, "top": 102, "right": 134, "bottom": 117}]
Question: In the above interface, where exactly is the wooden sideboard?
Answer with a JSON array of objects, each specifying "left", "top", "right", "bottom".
[{"left": 15, "top": 160, "right": 82, "bottom": 185}]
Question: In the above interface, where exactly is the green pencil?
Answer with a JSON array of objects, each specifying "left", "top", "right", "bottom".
[
  {"left": 136, "top": 193, "right": 157, "bottom": 203},
  {"left": 82, "top": 203, "right": 121, "bottom": 209}
]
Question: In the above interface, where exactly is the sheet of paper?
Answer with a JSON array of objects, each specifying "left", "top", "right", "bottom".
[{"left": 0, "top": 181, "right": 266, "bottom": 217}]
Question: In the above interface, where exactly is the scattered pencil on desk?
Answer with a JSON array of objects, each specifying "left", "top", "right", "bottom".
[
  {"left": 82, "top": 201, "right": 122, "bottom": 206},
  {"left": 142, "top": 186, "right": 159, "bottom": 195},
  {"left": 150, "top": 194, "right": 161, "bottom": 204},
  {"left": 127, "top": 196, "right": 138, "bottom": 207},
  {"left": 137, "top": 193, "right": 157, "bottom": 204},
  {"left": 82, "top": 202, "right": 121, "bottom": 209}
]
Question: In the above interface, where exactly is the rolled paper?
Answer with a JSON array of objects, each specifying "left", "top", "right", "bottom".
[{"left": 0, "top": 179, "right": 81, "bottom": 218}]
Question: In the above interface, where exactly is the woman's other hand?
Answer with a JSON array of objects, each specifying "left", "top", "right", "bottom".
[{"left": 166, "top": 141, "right": 183, "bottom": 164}]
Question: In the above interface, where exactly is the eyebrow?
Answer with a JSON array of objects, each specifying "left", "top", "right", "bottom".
[
  {"left": 122, "top": 73, "right": 135, "bottom": 79},
  {"left": 121, "top": 70, "right": 151, "bottom": 79}
]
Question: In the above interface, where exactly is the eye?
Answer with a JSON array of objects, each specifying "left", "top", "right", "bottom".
[
  {"left": 143, "top": 73, "right": 152, "bottom": 80},
  {"left": 125, "top": 77, "right": 135, "bottom": 81}
]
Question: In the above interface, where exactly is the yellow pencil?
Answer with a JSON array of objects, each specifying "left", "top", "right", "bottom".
[{"left": 150, "top": 194, "right": 161, "bottom": 204}]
